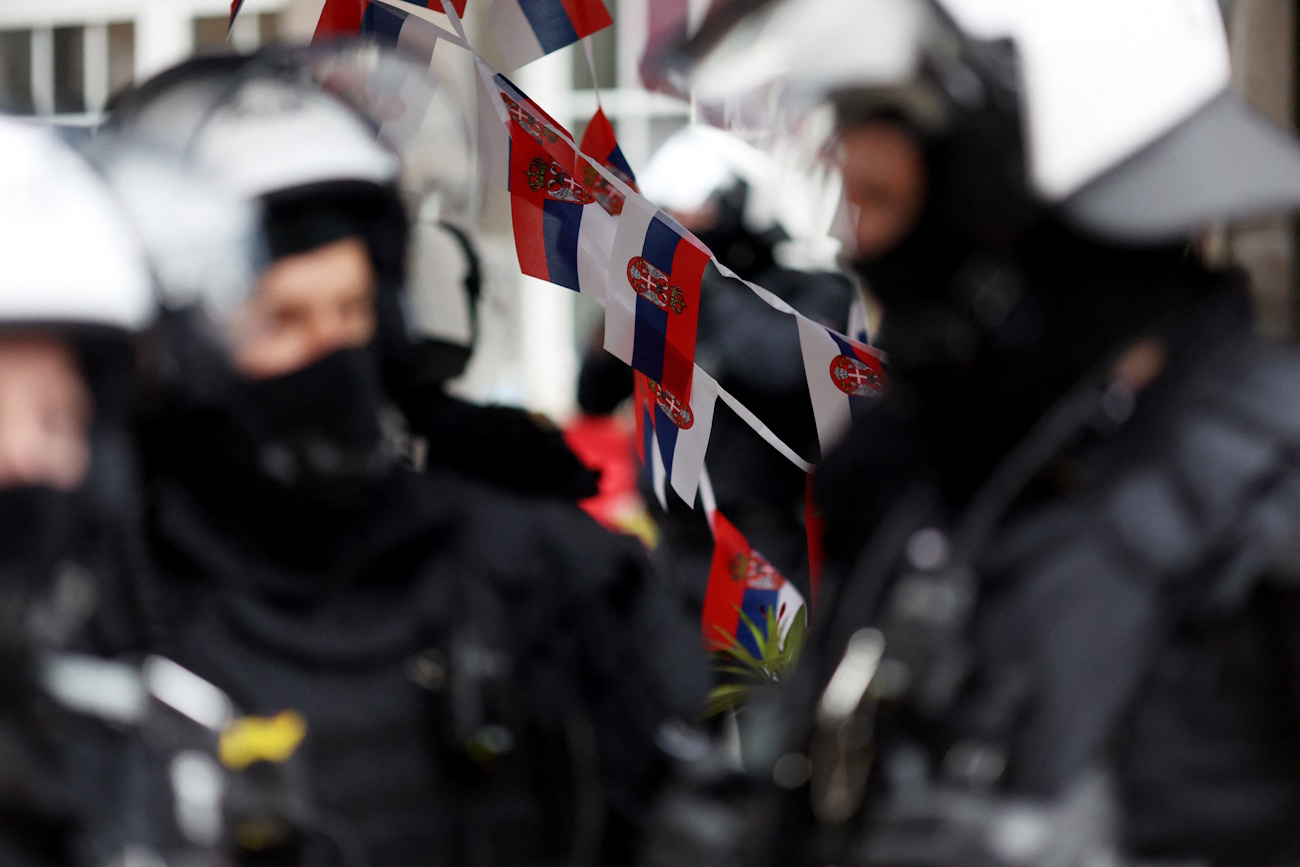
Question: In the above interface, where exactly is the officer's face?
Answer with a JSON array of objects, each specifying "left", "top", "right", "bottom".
[
  {"left": 231, "top": 236, "right": 378, "bottom": 379},
  {"left": 0, "top": 335, "right": 92, "bottom": 491},
  {"left": 839, "top": 121, "right": 928, "bottom": 260}
]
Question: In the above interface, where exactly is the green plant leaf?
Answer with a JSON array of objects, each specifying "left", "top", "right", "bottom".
[
  {"left": 704, "top": 683, "right": 751, "bottom": 718},
  {"left": 781, "top": 608, "right": 807, "bottom": 670},
  {"left": 706, "top": 602, "right": 811, "bottom": 715},
  {"left": 738, "top": 608, "right": 769, "bottom": 659}
]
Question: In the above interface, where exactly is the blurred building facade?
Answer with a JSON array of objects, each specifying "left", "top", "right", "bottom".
[
  {"left": 0, "top": 0, "right": 692, "bottom": 419},
  {"left": 0, "top": 0, "right": 287, "bottom": 118},
  {"left": 7, "top": 1, "right": 1295, "bottom": 415},
  {"left": 1221, "top": 0, "right": 1298, "bottom": 339}
]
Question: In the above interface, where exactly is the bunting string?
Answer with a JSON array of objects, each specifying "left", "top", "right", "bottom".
[{"left": 316, "top": 0, "right": 885, "bottom": 506}]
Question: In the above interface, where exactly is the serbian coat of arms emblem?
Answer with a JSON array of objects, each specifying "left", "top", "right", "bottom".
[
  {"left": 582, "top": 163, "right": 632, "bottom": 216},
  {"left": 526, "top": 157, "right": 595, "bottom": 205},
  {"left": 830, "top": 354, "right": 883, "bottom": 397},
  {"left": 501, "top": 93, "right": 559, "bottom": 144},
  {"left": 627, "top": 256, "right": 687, "bottom": 315},
  {"left": 729, "top": 549, "right": 782, "bottom": 589},
  {"left": 647, "top": 381, "right": 694, "bottom": 429}
]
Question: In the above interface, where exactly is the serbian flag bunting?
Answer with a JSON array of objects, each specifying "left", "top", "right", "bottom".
[
  {"left": 507, "top": 116, "right": 616, "bottom": 302},
  {"left": 604, "top": 194, "right": 708, "bottom": 405},
  {"left": 488, "top": 0, "right": 614, "bottom": 69},
  {"left": 315, "top": 0, "right": 459, "bottom": 66},
  {"left": 360, "top": 2, "right": 443, "bottom": 65},
  {"left": 633, "top": 372, "right": 667, "bottom": 508},
  {"left": 796, "top": 315, "right": 886, "bottom": 454},
  {"left": 631, "top": 368, "right": 717, "bottom": 506},
  {"left": 701, "top": 509, "right": 806, "bottom": 655},
  {"left": 491, "top": 70, "right": 582, "bottom": 170},
  {"left": 578, "top": 107, "right": 638, "bottom": 216},
  {"left": 315, "top": 0, "right": 467, "bottom": 41},
  {"left": 651, "top": 366, "right": 717, "bottom": 505}
]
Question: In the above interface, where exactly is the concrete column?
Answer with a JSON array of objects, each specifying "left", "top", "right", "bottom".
[
  {"left": 31, "top": 27, "right": 54, "bottom": 116},
  {"left": 1225, "top": 0, "right": 1296, "bottom": 339},
  {"left": 229, "top": 10, "right": 261, "bottom": 51},
  {"left": 83, "top": 22, "right": 109, "bottom": 113},
  {"left": 134, "top": 0, "right": 193, "bottom": 82}
]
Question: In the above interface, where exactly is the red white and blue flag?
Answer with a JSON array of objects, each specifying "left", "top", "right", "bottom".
[
  {"left": 314, "top": 0, "right": 460, "bottom": 65},
  {"left": 507, "top": 113, "right": 616, "bottom": 301},
  {"left": 315, "top": 0, "right": 467, "bottom": 42},
  {"left": 604, "top": 194, "right": 709, "bottom": 405},
  {"left": 578, "top": 107, "right": 637, "bottom": 216},
  {"left": 632, "top": 368, "right": 717, "bottom": 507},
  {"left": 478, "top": 67, "right": 583, "bottom": 185},
  {"left": 633, "top": 372, "right": 667, "bottom": 507},
  {"left": 488, "top": 0, "right": 613, "bottom": 69},
  {"left": 797, "top": 316, "right": 886, "bottom": 454},
  {"left": 701, "top": 508, "right": 805, "bottom": 655}
]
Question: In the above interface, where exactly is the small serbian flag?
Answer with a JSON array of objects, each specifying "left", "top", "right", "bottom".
[
  {"left": 701, "top": 510, "right": 806, "bottom": 655},
  {"left": 355, "top": 1, "right": 444, "bottom": 66},
  {"left": 633, "top": 372, "right": 667, "bottom": 508},
  {"left": 488, "top": 0, "right": 614, "bottom": 69},
  {"left": 578, "top": 107, "right": 638, "bottom": 216},
  {"left": 604, "top": 194, "right": 709, "bottom": 406},
  {"left": 632, "top": 368, "right": 717, "bottom": 507},
  {"left": 651, "top": 366, "right": 717, "bottom": 506},
  {"left": 507, "top": 115, "right": 616, "bottom": 302},
  {"left": 476, "top": 65, "right": 584, "bottom": 193},
  {"left": 311, "top": 3, "right": 444, "bottom": 154},
  {"left": 315, "top": 0, "right": 467, "bottom": 41},
  {"left": 796, "top": 315, "right": 885, "bottom": 454}
]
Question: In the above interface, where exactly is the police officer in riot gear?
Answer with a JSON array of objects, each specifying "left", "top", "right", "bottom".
[
  {"left": 645, "top": 2, "right": 1300, "bottom": 865},
  {"left": 108, "top": 46, "right": 707, "bottom": 867},
  {"left": 404, "top": 209, "right": 600, "bottom": 499},
  {"left": 0, "top": 117, "right": 252, "bottom": 867}
]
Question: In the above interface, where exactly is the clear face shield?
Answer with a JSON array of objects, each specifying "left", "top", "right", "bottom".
[
  {"left": 303, "top": 40, "right": 475, "bottom": 225},
  {"left": 306, "top": 41, "right": 482, "bottom": 371},
  {"left": 0, "top": 120, "right": 156, "bottom": 495},
  {"left": 84, "top": 138, "right": 276, "bottom": 401},
  {"left": 682, "top": 0, "right": 1287, "bottom": 248},
  {"left": 103, "top": 42, "right": 476, "bottom": 382},
  {"left": 655, "top": 0, "right": 950, "bottom": 267}
]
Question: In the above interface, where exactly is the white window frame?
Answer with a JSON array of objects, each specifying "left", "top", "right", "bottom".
[{"left": 0, "top": 0, "right": 287, "bottom": 119}]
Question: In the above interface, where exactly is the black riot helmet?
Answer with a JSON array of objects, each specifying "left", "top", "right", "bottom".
[{"left": 104, "top": 45, "right": 465, "bottom": 513}]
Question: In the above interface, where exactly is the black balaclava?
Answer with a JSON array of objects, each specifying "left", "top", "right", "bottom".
[
  {"left": 849, "top": 118, "right": 1203, "bottom": 504},
  {"left": 0, "top": 337, "right": 139, "bottom": 660},
  {"left": 142, "top": 191, "right": 402, "bottom": 569},
  {"left": 145, "top": 337, "right": 393, "bottom": 572},
  {"left": 262, "top": 181, "right": 416, "bottom": 397},
  {"left": 0, "top": 487, "right": 91, "bottom": 658}
]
